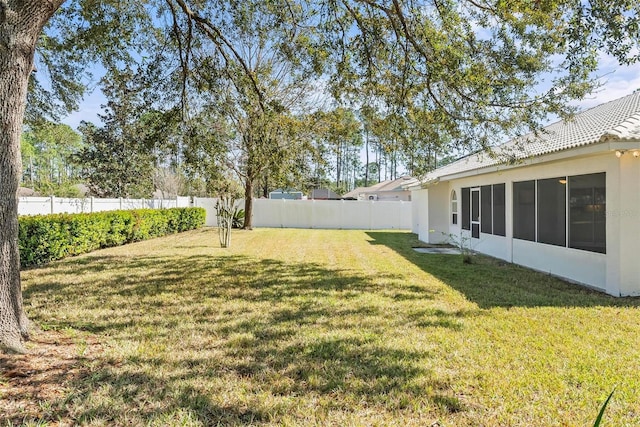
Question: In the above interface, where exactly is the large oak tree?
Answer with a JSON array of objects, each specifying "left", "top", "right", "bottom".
[{"left": 0, "top": 1, "right": 67, "bottom": 352}]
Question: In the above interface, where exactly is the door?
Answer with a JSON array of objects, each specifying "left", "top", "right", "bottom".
[{"left": 471, "top": 188, "right": 480, "bottom": 238}]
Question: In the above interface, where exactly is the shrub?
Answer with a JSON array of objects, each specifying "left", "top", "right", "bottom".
[{"left": 19, "top": 207, "right": 205, "bottom": 268}]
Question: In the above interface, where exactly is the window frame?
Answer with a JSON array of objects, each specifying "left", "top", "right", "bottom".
[
  {"left": 509, "top": 173, "right": 606, "bottom": 254},
  {"left": 537, "top": 177, "right": 567, "bottom": 247},
  {"left": 461, "top": 187, "right": 470, "bottom": 231},
  {"left": 568, "top": 173, "right": 606, "bottom": 254},
  {"left": 451, "top": 190, "right": 458, "bottom": 225},
  {"left": 513, "top": 180, "right": 536, "bottom": 242}
]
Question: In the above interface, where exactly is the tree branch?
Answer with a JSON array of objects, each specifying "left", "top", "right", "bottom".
[{"left": 170, "top": 0, "right": 266, "bottom": 111}]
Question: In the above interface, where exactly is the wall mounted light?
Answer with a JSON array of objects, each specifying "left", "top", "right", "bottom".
[{"left": 616, "top": 150, "right": 626, "bottom": 158}]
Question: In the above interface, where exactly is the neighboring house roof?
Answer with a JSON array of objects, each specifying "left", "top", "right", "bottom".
[
  {"left": 421, "top": 90, "right": 640, "bottom": 183},
  {"left": 311, "top": 188, "right": 341, "bottom": 199},
  {"left": 18, "top": 187, "right": 39, "bottom": 197},
  {"left": 344, "top": 176, "right": 418, "bottom": 198},
  {"left": 270, "top": 188, "right": 302, "bottom": 194}
]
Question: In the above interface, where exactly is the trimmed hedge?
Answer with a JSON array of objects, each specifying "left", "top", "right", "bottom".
[{"left": 19, "top": 207, "right": 206, "bottom": 268}]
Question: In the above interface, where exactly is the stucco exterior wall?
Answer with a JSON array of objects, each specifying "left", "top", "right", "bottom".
[
  {"left": 411, "top": 189, "right": 428, "bottom": 235},
  {"left": 413, "top": 148, "right": 640, "bottom": 296},
  {"left": 614, "top": 153, "right": 640, "bottom": 296},
  {"left": 426, "top": 184, "right": 450, "bottom": 244}
]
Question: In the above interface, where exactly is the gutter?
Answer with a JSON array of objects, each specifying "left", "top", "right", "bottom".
[{"left": 406, "top": 177, "right": 440, "bottom": 191}]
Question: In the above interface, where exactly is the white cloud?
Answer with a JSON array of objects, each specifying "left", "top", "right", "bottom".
[{"left": 574, "top": 53, "right": 640, "bottom": 110}]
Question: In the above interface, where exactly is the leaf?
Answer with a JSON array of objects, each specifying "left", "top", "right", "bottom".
[{"left": 593, "top": 388, "right": 615, "bottom": 427}]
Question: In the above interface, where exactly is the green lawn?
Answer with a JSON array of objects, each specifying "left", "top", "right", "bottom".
[{"left": 15, "top": 228, "right": 640, "bottom": 425}]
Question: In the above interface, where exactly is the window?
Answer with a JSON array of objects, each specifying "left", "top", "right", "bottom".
[
  {"left": 492, "top": 184, "right": 506, "bottom": 236},
  {"left": 481, "top": 185, "right": 492, "bottom": 234},
  {"left": 510, "top": 173, "right": 605, "bottom": 254},
  {"left": 569, "top": 173, "right": 606, "bottom": 253},
  {"left": 451, "top": 190, "right": 458, "bottom": 225},
  {"left": 461, "top": 187, "right": 470, "bottom": 230},
  {"left": 460, "top": 184, "right": 505, "bottom": 237},
  {"left": 513, "top": 180, "right": 536, "bottom": 241},
  {"left": 537, "top": 177, "right": 566, "bottom": 247}
]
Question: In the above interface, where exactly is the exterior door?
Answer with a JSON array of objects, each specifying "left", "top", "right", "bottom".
[{"left": 471, "top": 188, "right": 480, "bottom": 238}]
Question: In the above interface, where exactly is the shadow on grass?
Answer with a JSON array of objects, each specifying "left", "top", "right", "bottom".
[
  {"left": 60, "top": 367, "right": 272, "bottom": 426},
  {"left": 55, "top": 336, "right": 450, "bottom": 425},
  {"left": 21, "top": 247, "right": 462, "bottom": 424},
  {"left": 366, "top": 231, "right": 640, "bottom": 309}
]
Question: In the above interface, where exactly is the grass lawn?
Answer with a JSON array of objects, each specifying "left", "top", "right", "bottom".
[{"left": 5, "top": 228, "right": 640, "bottom": 425}]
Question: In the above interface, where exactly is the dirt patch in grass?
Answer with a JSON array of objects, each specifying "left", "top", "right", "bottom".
[{"left": 0, "top": 329, "right": 102, "bottom": 425}]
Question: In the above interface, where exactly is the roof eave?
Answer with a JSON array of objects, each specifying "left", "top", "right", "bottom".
[{"left": 431, "top": 139, "right": 640, "bottom": 182}]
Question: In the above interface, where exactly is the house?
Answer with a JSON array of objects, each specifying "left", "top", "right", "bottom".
[
  {"left": 343, "top": 176, "right": 418, "bottom": 201},
  {"left": 269, "top": 189, "right": 305, "bottom": 200},
  {"left": 410, "top": 91, "right": 640, "bottom": 296},
  {"left": 310, "top": 188, "right": 341, "bottom": 200}
]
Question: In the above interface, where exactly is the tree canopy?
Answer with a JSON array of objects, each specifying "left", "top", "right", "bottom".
[{"left": 38, "top": 1, "right": 640, "bottom": 151}]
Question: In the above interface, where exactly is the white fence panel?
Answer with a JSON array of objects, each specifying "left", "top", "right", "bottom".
[
  {"left": 341, "top": 200, "right": 368, "bottom": 229},
  {"left": 251, "top": 199, "right": 411, "bottom": 230},
  {"left": 91, "top": 198, "right": 120, "bottom": 212},
  {"left": 193, "top": 197, "right": 219, "bottom": 226},
  {"left": 18, "top": 197, "right": 52, "bottom": 215},
  {"left": 176, "top": 196, "right": 191, "bottom": 208},
  {"left": 18, "top": 196, "right": 411, "bottom": 230},
  {"left": 311, "top": 200, "right": 340, "bottom": 229},
  {"left": 18, "top": 196, "right": 192, "bottom": 216},
  {"left": 372, "top": 201, "right": 409, "bottom": 229},
  {"left": 252, "top": 199, "right": 281, "bottom": 227},
  {"left": 281, "top": 200, "right": 313, "bottom": 228},
  {"left": 51, "top": 198, "right": 90, "bottom": 214}
]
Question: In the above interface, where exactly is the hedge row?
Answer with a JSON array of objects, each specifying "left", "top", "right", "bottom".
[{"left": 19, "top": 207, "right": 206, "bottom": 268}]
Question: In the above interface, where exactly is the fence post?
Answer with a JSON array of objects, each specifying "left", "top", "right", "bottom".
[{"left": 90, "top": 196, "right": 94, "bottom": 213}]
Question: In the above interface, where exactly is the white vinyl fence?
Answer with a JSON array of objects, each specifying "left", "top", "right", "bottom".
[
  {"left": 202, "top": 198, "right": 408, "bottom": 230},
  {"left": 19, "top": 196, "right": 412, "bottom": 230},
  {"left": 18, "top": 196, "right": 191, "bottom": 216}
]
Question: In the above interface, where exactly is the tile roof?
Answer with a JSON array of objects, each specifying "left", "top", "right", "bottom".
[{"left": 424, "top": 91, "right": 640, "bottom": 181}]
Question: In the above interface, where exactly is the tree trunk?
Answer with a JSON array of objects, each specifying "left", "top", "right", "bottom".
[
  {"left": 364, "top": 126, "right": 369, "bottom": 187},
  {"left": 335, "top": 144, "right": 341, "bottom": 189},
  {"left": 243, "top": 179, "right": 254, "bottom": 230},
  {"left": 0, "top": 0, "right": 65, "bottom": 353},
  {"left": 262, "top": 175, "right": 268, "bottom": 198}
]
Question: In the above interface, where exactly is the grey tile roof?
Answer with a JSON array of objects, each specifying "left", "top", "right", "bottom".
[{"left": 424, "top": 91, "right": 640, "bottom": 181}]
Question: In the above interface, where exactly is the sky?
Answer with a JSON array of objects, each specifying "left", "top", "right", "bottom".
[{"left": 571, "top": 53, "right": 640, "bottom": 110}]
